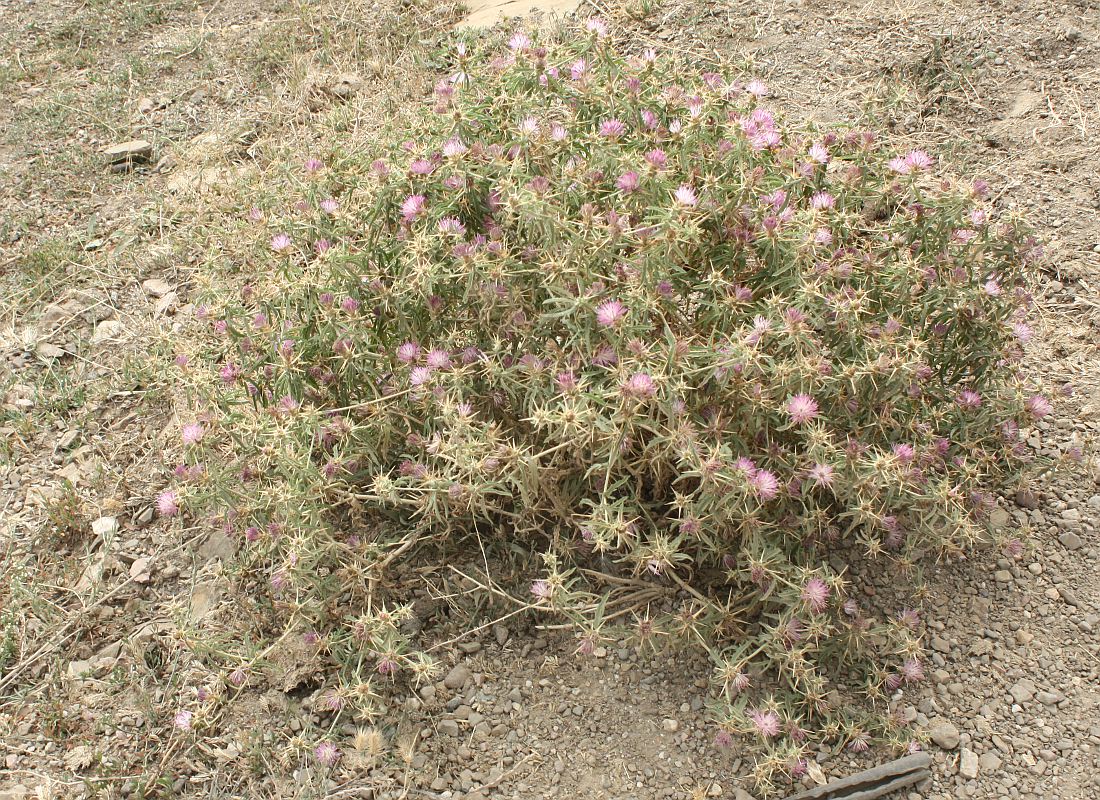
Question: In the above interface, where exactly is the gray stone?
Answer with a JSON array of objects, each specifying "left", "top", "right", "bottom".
[
  {"left": 198, "top": 529, "right": 237, "bottom": 562},
  {"left": 994, "top": 569, "right": 1013, "bottom": 583},
  {"left": 141, "top": 279, "right": 173, "bottom": 298},
  {"left": 91, "top": 516, "right": 118, "bottom": 539},
  {"left": 928, "top": 718, "right": 960, "bottom": 750},
  {"left": 1058, "top": 531, "right": 1084, "bottom": 550},
  {"left": 979, "top": 751, "right": 1002, "bottom": 772},
  {"left": 437, "top": 719, "right": 460, "bottom": 736},
  {"left": 90, "top": 320, "right": 122, "bottom": 345},
  {"left": 1009, "top": 679, "right": 1036, "bottom": 703},
  {"left": 103, "top": 140, "right": 153, "bottom": 164},
  {"left": 444, "top": 663, "right": 471, "bottom": 690},
  {"left": 959, "top": 747, "right": 979, "bottom": 779},
  {"left": 1036, "top": 690, "right": 1064, "bottom": 706}
]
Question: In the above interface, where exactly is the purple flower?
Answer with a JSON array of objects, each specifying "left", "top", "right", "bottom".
[
  {"left": 807, "top": 463, "right": 834, "bottom": 488},
  {"left": 957, "top": 390, "right": 982, "bottom": 410},
  {"left": 314, "top": 742, "right": 340, "bottom": 767},
  {"left": 599, "top": 119, "right": 627, "bottom": 138},
  {"left": 319, "top": 198, "right": 338, "bottom": 215},
  {"left": 270, "top": 233, "right": 292, "bottom": 251},
  {"left": 400, "top": 194, "right": 426, "bottom": 223},
  {"left": 623, "top": 372, "right": 657, "bottom": 399},
  {"left": 747, "top": 709, "right": 780, "bottom": 738},
  {"left": 749, "top": 469, "right": 779, "bottom": 500},
  {"left": 173, "top": 710, "right": 193, "bottom": 731},
  {"left": 397, "top": 341, "right": 420, "bottom": 363},
  {"left": 900, "top": 658, "right": 924, "bottom": 684},
  {"left": 673, "top": 185, "right": 697, "bottom": 207},
  {"left": 426, "top": 348, "right": 451, "bottom": 369},
  {"left": 892, "top": 443, "right": 915, "bottom": 463},
  {"left": 801, "top": 577, "right": 830, "bottom": 613},
  {"left": 409, "top": 367, "right": 432, "bottom": 386},
  {"left": 595, "top": 299, "right": 627, "bottom": 327},
  {"left": 1025, "top": 394, "right": 1052, "bottom": 419},
  {"left": 157, "top": 490, "right": 179, "bottom": 518},
  {"left": 304, "top": 158, "right": 323, "bottom": 173},
  {"left": 530, "top": 580, "right": 553, "bottom": 601},
  {"left": 645, "top": 148, "right": 667, "bottom": 169},
  {"left": 787, "top": 394, "right": 818, "bottom": 425},
  {"left": 746, "top": 79, "right": 768, "bottom": 98},
  {"left": 616, "top": 171, "right": 640, "bottom": 192},
  {"left": 570, "top": 58, "right": 587, "bottom": 80},
  {"left": 810, "top": 191, "right": 835, "bottom": 210},
  {"left": 182, "top": 422, "right": 204, "bottom": 446}
]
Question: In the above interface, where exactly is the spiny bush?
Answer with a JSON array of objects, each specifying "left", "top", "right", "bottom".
[{"left": 172, "top": 21, "right": 1056, "bottom": 792}]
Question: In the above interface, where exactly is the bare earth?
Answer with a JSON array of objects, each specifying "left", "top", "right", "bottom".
[{"left": 1, "top": 1, "right": 1098, "bottom": 799}]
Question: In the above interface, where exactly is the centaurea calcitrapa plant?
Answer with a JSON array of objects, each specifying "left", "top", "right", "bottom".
[{"left": 174, "top": 23, "right": 1057, "bottom": 792}]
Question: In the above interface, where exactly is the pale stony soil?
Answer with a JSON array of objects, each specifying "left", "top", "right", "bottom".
[{"left": 1, "top": 1, "right": 1099, "bottom": 799}]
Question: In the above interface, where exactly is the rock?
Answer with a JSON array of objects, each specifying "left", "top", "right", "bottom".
[
  {"left": 994, "top": 569, "right": 1013, "bottom": 583},
  {"left": 35, "top": 341, "right": 65, "bottom": 360},
  {"left": 326, "top": 73, "right": 364, "bottom": 99},
  {"left": 90, "top": 320, "right": 122, "bottom": 345},
  {"left": 662, "top": 718, "right": 679, "bottom": 732},
  {"left": 1014, "top": 490, "right": 1039, "bottom": 509},
  {"left": 189, "top": 583, "right": 221, "bottom": 621},
  {"left": 153, "top": 291, "right": 179, "bottom": 317},
  {"left": 1059, "top": 531, "right": 1084, "bottom": 551},
  {"left": 141, "top": 278, "right": 173, "bottom": 298},
  {"left": 1036, "top": 690, "right": 1064, "bottom": 706},
  {"left": 134, "top": 506, "right": 155, "bottom": 528},
  {"left": 102, "top": 139, "right": 153, "bottom": 164},
  {"left": 91, "top": 516, "right": 119, "bottom": 539},
  {"left": 979, "top": 751, "right": 1002, "bottom": 772},
  {"left": 198, "top": 529, "right": 237, "bottom": 562},
  {"left": 989, "top": 508, "right": 1010, "bottom": 529},
  {"left": 928, "top": 718, "right": 960, "bottom": 750},
  {"left": 437, "top": 719, "right": 460, "bottom": 736},
  {"left": 444, "top": 663, "right": 471, "bottom": 690},
  {"left": 733, "top": 789, "right": 758, "bottom": 800},
  {"left": 959, "top": 747, "right": 979, "bottom": 779},
  {"left": 1008, "top": 679, "right": 1035, "bottom": 703},
  {"left": 930, "top": 636, "right": 951, "bottom": 653},
  {"left": 708, "top": 783, "right": 723, "bottom": 797},
  {"left": 129, "top": 557, "right": 152, "bottom": 583}
]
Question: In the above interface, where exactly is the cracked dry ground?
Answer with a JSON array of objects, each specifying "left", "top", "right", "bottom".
[{"left": 1, "top": 0, "right": 1099, "bottom": 799}]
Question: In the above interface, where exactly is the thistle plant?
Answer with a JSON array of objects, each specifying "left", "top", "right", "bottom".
[{"left": 173, "top": 22, "right": 1056, "bottom": 793}]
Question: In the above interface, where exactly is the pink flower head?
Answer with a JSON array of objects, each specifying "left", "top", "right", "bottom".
[
  {"left": 409, "top": 367, "right": 432, "bottom": 387},
  {"left": 810, "top": 191, "right": 835, "bottom": 210},
  {"left": 808, "top": 142, "right": 830, "bottom": 164},
  {"left": 247, "top": 206, "right": 263, "bottom": 222},
  {"left": 599, "top": 119, "right": 627, "bottom": 138},
  {"left": 673, "top": 185, "right": 698, "bottom": 207},
  {"left": 219, "top": 362, "right": 241, "bottom": 384},
  {"left": 408, "top": 158, "right": 435, "bottom": 176},
  {"left": 585, "top": 17, "right": 608, "bottom": 38},
  {"left": 426, "top": 348, "right": 451, "bottom": 370},
  {"left": 596, "top": 299, "right": 627, "bottom": 327},
  {"left": 570, "top": 58, "right": 587, "bottom": 80},
  {"left": 904, "top": 150, "right": 933, "bottom": 171},
  {"left": 442, "top": 137, "right": 467, "bottom": 158},
  {"left": 892, "top": 443, "right": 915, "bottom": 463},
  {"left": 623, "top": 372, "right": 657, "bottom": 399},
  {"left": 900, "top": 658, "right": 924, "bottom": 684},
  {"left": 314, "top": 742, "right": 340, "bottom": 767},
  {"left": 645, "top": 148, "right": 668, "bottom": 169},
  {"left": 801, "top": 577, "right": 830, "bottom": 613},
  {"left": 787, "top": 394, "right": 818, "bottom": 425},
  {"left": 748, "top": 709, "right": 781, "bottom": 738},
  {"left": 641, "top": 109, "right": 659, "bottom": 129},
  {"left": 182, "top": 422, "right": 204, "bottom": 446},
  {"left": 304, "top": 158, "right": 323, "bottom": 174},
  {"left": 530, "top": 579, "right": 553, "bottom": 601},
  {"left": 173, "top": 710, "right": 193, "bottom": 731},
  {"left": 1012, "top": 322, "right": 1032, "bottom": 343},
  {"left": 270, "top": 233, "right": 292, "bottom": 251},
  {"left": 807, "top": 463, "right": 834, "bottom": 488},
  {"left": 507, "top": 31, "right": 531, "bottom": 51},
  {"left": 319, "top": 198, "right": 338, "bottom": 215},
  {"left": 1026, "top": 394, "right": 1052, "bottom": 419},
  {"left": 157, "top": 490, "right": 179, "bottom": 518},
  {"left": 957, "top": 390, "right": 982, "bottom": 410},
  {"left": 517, "top": 116, "right": 539, "bottom": 137},
  {"left": 400, "top": 194, "right": 426, "bottom": 223},
  {"left": 396, "top": 341, "right": 420, "bottom": 363},
  {"left": 745, "top": 79, "right": 769, "bottom": 98},
  {"left": 616, "top": 171, "right": 640, "bottom": 192},
  {"left": 749, "top": 469, "right": 779, "bottom": 500}
]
